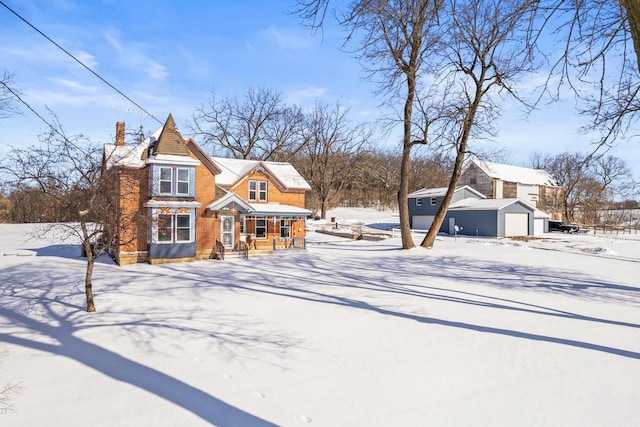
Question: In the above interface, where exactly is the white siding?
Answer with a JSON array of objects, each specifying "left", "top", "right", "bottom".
[{"left": 517, "top": 184, "right": 539, "bottom": 207}]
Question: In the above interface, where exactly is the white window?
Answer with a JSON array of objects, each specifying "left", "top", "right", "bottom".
[
  {"left": 416, "top": 198, "right": 422, "bottom": 206},
  {"left": 280, "top": 219, "right": 291, "bottom": 238},
  {"left": 255, "top": 218, "right": 266, "bottom": 238},
  {"left": 156, "top": 213, "right": 191, "bottom": 243},
  {"left": 157, "top": 214, "right": 173, "bottom": 242},
  {"left": 175, "top": 214, "right": 191, "bottom": 241},
  {"left": 159, "top": 167, "right": 190, "bottom": 196},
  {"left": 430, "top": 197, "right": 437, "bottom": 206},
  {"left": 249, "top": 180, "right": 268, "bottom": 202},
  {"left": 176, "top": 168, "right": 189, "bottom": 195},
  {"left": 159, "top": 167, "right": 172, "bottom": 194}
]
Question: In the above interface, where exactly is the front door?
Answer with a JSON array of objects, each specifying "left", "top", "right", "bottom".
[{"left": 221, "top": 215, "right": 234, "bottom": 248}]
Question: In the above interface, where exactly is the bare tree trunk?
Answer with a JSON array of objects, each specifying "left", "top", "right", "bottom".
[
  {"left": 621, "top": 0, "right": 640, "bottom": 73},
  {"left": 398, "top": 71, "right": 417, "bottom": 249},
  {"left": 398, "top": 144, "right": 414, "bottom": 249},
  {"left": 420, "top": 144, "right": 467, "bottom": 248},
  {"left": 80, "top": 222, "right": 97, "bottom": 312},
  {"left": 85, "top": 252, "right": 96, "bottom": 313},
  {"left": 422, "top": 91, "right": 481, "bottom": 248}
]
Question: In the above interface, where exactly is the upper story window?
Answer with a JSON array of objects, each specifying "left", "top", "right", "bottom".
[
  {"left": 416, "top": 198, "right": 422, "bottom": 206},
  {"left": 249, "top": 180, "right": 268, "bottom": 202},
  {"left": 176, "top": 168, "right": 189, "bottom": 195},
  {"left": 159, "top": 167, "right": 173, "bottom": 194},
  {"left": 430, "top": 197, "right": 437, "bottom": 205},
  {"left": 157, "top": 166, "right": 191, "bottom": 196}
]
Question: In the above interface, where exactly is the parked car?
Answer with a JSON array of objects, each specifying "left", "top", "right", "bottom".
[{"left": 548, "top": 220, "right": 580, "bottom": 233}]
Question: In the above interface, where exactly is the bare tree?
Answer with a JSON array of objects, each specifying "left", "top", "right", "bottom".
[
  {"left": 294, "top": 101, "right": 370, "bottom": 219},
  {"left": 0, "top": 70, "right": 21, "bottom": 119},
  {"left": 536, "top": 1, "right": 640, "bottom": 149},
  {"left": 191, "top": 87, "right": 305, "bottom": 161},
  {"left": 530, "top": 150, "right": 634, "bottom": 223},
  {"left": 418, "top": 0, "right": 539, "bottom": 248},
  {"left": 619, "top": 0, "right": 640, "bottom": 71},
  {"left": 297, "top": 0, "right": 446, "bottom": 249},
  {"left": 0, "top": 119, "right": 144, "bottom": 312}
]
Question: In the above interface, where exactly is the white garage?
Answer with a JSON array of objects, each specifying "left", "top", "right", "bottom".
[
  {"left": 504, "top": 213, "right": 529, "bottom": 236},
  {"left": 412, "top": 215, "right": 435, "bottom": 230}
]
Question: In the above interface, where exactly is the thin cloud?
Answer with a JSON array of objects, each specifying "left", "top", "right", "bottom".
[
  {"left": 53, "top": 78, "right": 98, "bottom": 92},
  {"left": 258, "top": 25, "right": 314, "bottom": 50},
  {"left": 102, "top": 29, "right": 169, "bottom": 81}
]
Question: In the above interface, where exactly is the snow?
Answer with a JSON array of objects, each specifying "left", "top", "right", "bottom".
[
  {"left": 212, "top": 157, "right": 312, "bottom": 191},
  {"left": 471, "top": 159, "right": 558, "bottom": 187},
  {"left": 1, "top": 210, "right": 640, "bottom": 426}
]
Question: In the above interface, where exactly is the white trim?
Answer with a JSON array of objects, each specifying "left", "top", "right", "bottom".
[
  {"left": 144, "top": 200, "right": 202, "bottom": 208},
  {"left": 147, "top": 155, "right": 200, "bottom": 166}
]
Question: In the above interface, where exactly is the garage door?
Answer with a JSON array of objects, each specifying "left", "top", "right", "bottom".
[
  {"left": 505, "top": 213, "right": 529, "bottom": 236},
  {"left": 533, "top": 218, "right": 545, "bottom": 236},
  {"left": 412, "top": 215, "right": 435, "bottom": 230}
]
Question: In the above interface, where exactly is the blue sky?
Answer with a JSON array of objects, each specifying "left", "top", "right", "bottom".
[{"left": 1, "top": 0, "right": 638, "bottom": 177}]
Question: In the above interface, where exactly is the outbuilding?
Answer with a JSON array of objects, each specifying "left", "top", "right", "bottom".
[{"left": 408, "top": 186, "right": 537, "bottom": 237}]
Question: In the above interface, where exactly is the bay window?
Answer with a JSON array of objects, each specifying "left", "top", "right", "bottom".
[
  {"left": 156, "top": 213, "right": 192, "bottom": 243},
  {"left": 157, "top": 166, "right": 191, "bottom": 196}
]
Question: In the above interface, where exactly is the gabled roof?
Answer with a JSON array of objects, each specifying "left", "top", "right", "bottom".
[
  {"left": 212, "top": 157, "right": 311, "bottom": 191},
  {"left": 448, "top": 197, "right": 536, "bottom": 211},
  {"left": 185, "top": 139, "right": 222, "bottom": 175},
  {"left": 207, "top": 193, "right": 311, "bottom": 216},
  {"left": 408, "top": 185, "right": 486, "bottom": 199},
  {"left": 207, "top": 192, "right": 253, "bottom": 212},
  {"left": 468, "top": 159, "right": 558, "bottom": 186}
]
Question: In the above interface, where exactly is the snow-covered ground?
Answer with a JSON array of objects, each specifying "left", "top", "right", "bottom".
[{"left": 1, "top": 209, "right": 639, "bottom": 426}]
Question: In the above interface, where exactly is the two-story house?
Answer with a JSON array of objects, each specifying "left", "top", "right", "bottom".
[
  {"left": 458, "top": 159, "right": 563, "bottom": 219},
  {"left": 103, "top": 114, "right": 310, "bottom": 265}
]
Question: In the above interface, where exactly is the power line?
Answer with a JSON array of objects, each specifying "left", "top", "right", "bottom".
[
  {"left": 0, "top": 0, "right": 163, "bottom": 125},
  {"left": 0, "top": 79, "right": 73, "bottom": 143}
]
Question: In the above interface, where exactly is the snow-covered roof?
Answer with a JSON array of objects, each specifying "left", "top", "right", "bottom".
[
  {"left": 470, "top": 159, "right": 558, "bottom": 186},
  {"left": 103, "top": 143, "right": 148, "bottom": 169},
  {"left": 247, "top": 203, "right": 312, "bottom": 216},
  {"left": 207, "top": 192, "right": 253, "bottom": 212},
  {"left": 408, "top": 185, "right": 485, "bottom": 199},
  {"left": 448, "top": 197, "right": 535, "bottom": 211},
  {"left": 534, "top": 209, "right": 551, "bottom": 219},
  {"left": 212, "top": 157, "right": 311, "bottom": 191},
  {"left": 103, "top": 126, "right": 162, "bottom": 169},
  {"left": 207, "top": 194, "right": 311, "bottom": 216}
]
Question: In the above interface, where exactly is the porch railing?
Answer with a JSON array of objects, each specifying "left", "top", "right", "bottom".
[{"left": 272, "top": 237, "right": 306, "bottom": 250}]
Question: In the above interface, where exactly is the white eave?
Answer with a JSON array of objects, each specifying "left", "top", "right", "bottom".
[
  {"left": 144, "top": 200, "right": 202, "bottom": 208},
  {"left": 146, "top": 154, "right": 201, "bottom": 166},
  {"left": 247, "top": 203, "right": 312, "bottom": 216}
]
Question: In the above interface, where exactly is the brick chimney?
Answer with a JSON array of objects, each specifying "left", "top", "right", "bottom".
[{"left": 115, "top": 122, "right": 125, "bottom": 146}]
